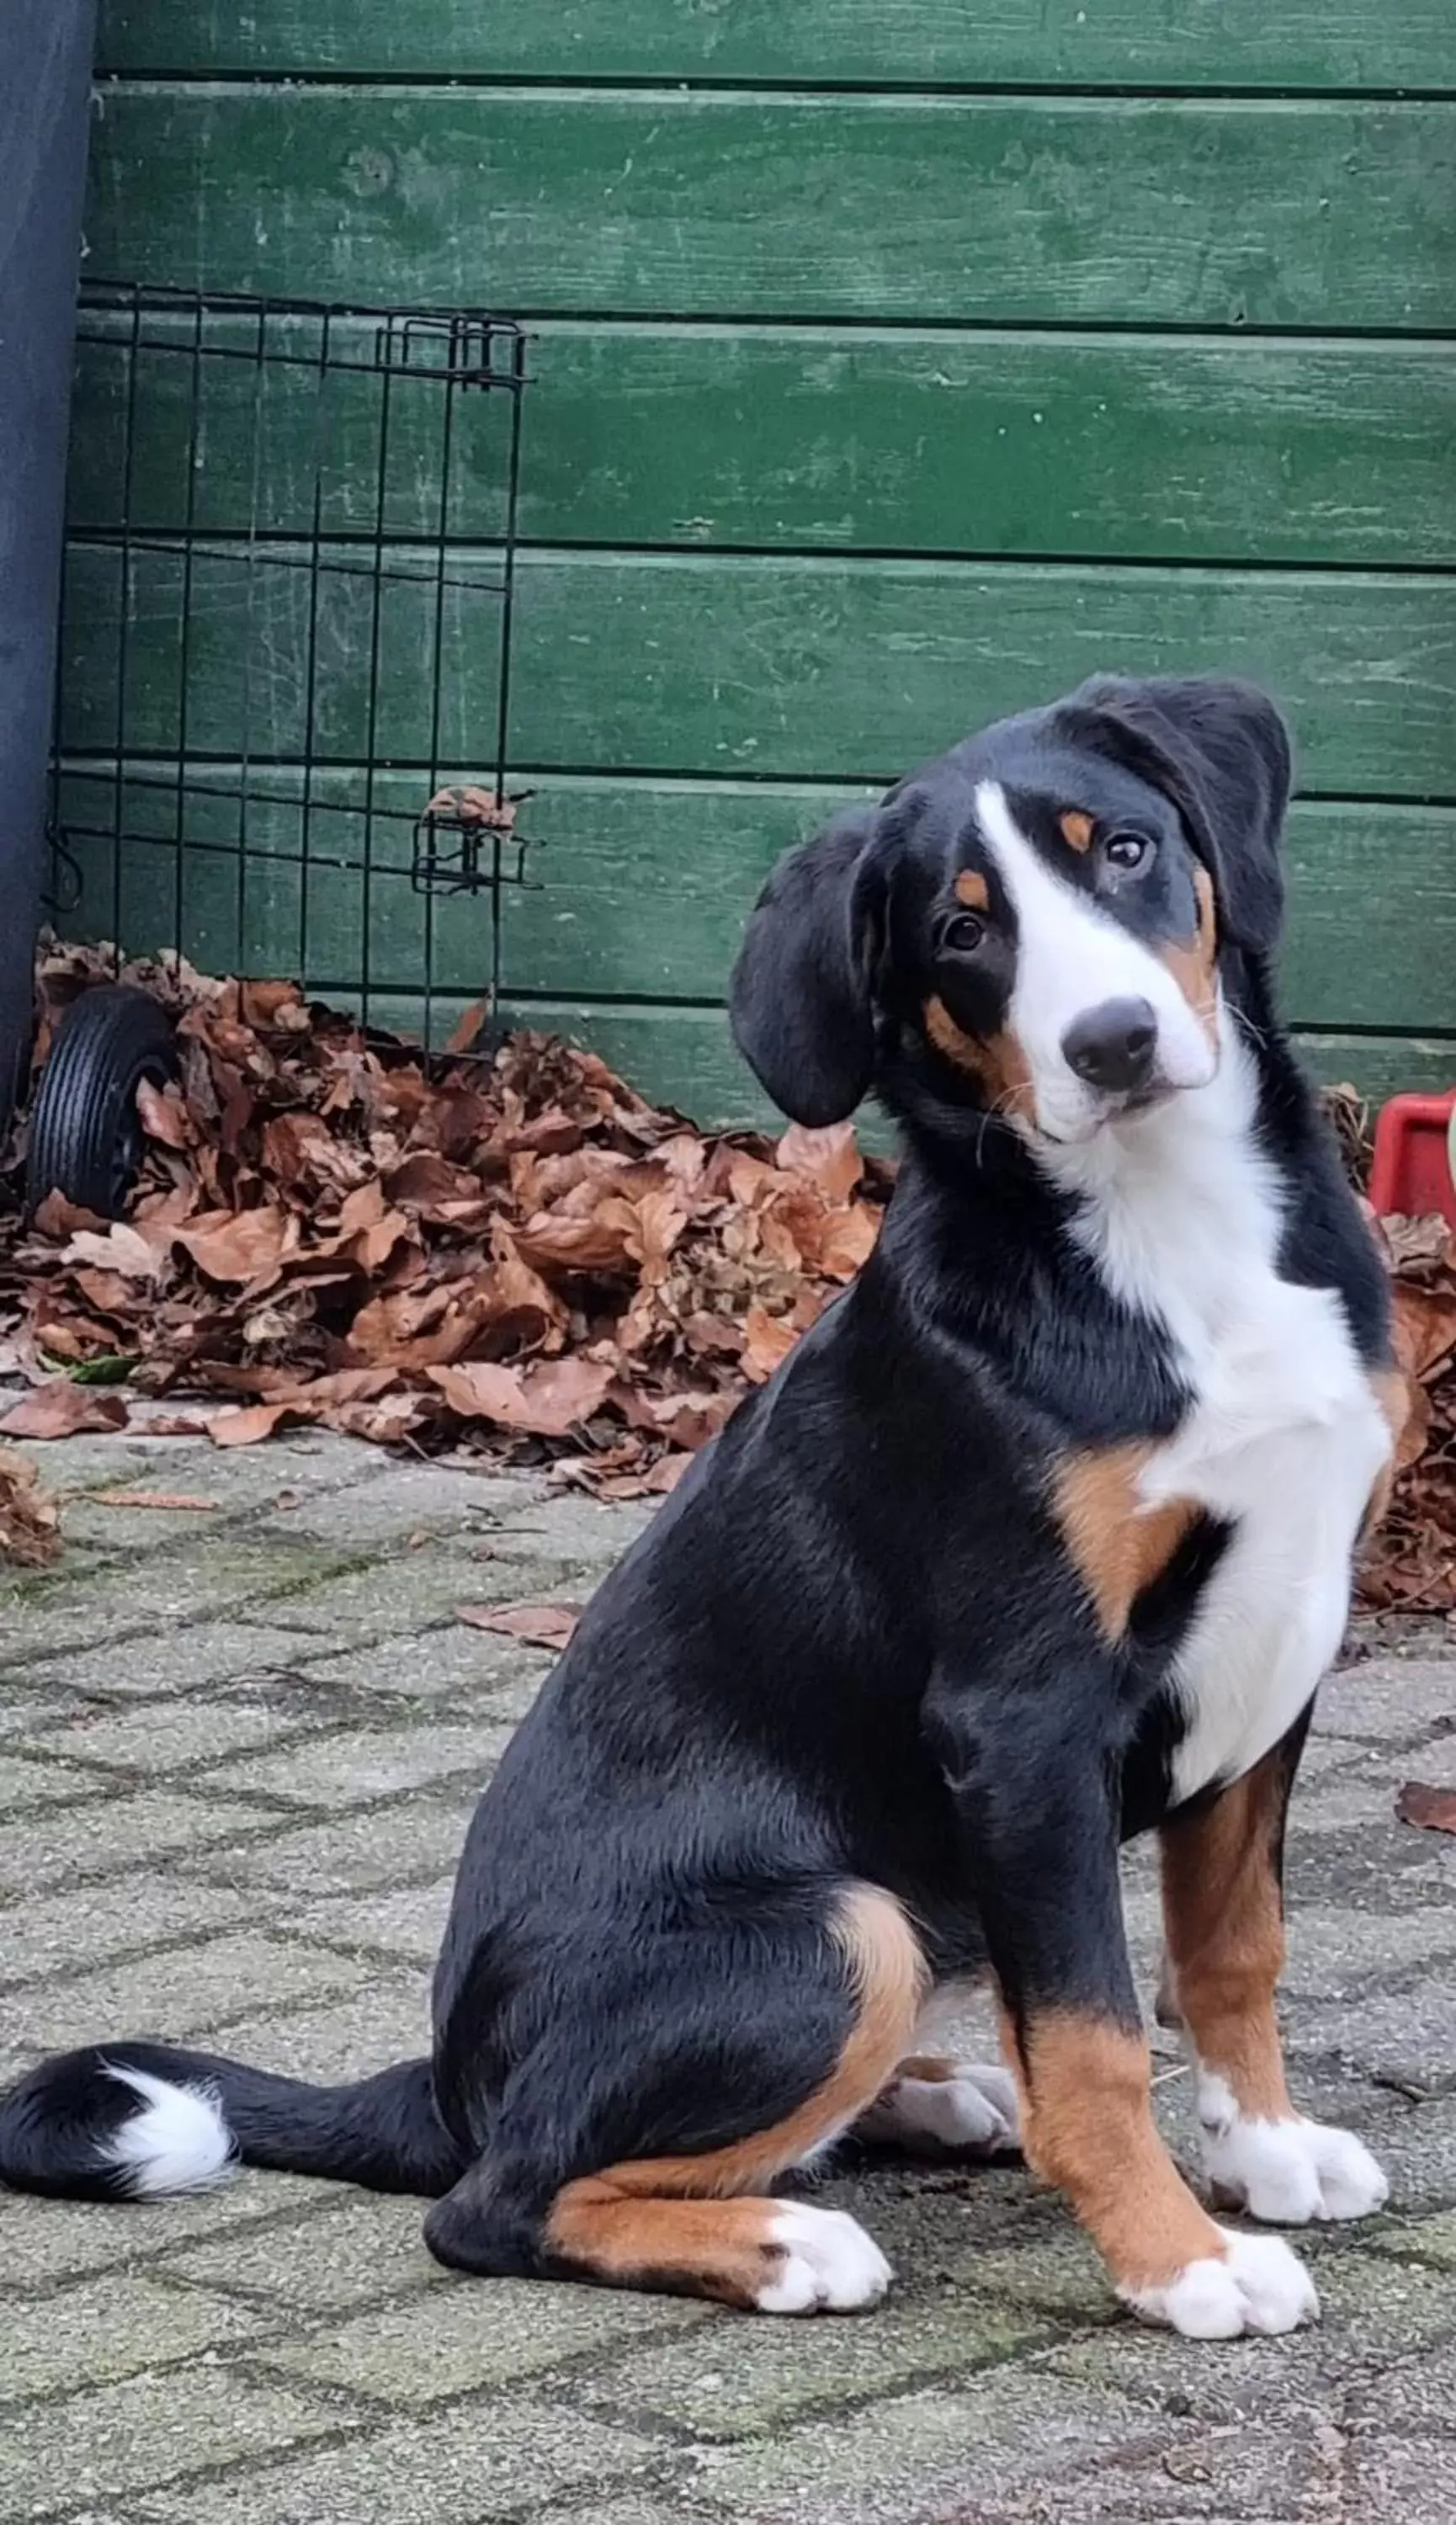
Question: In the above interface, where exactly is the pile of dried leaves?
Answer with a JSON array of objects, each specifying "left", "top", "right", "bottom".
[
  {"left": 0, "top": 951, "right": 1449, "bottom": 1613},
  {"left": 1371, "top": 1211, "right": 1456, "bottom": 1614},
  {"left": 0, "top": 947, "right": 890, "bottom": 1504}
]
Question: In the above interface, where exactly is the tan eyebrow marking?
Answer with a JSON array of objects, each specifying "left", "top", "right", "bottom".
[
  {"left": 1060, "top": 811, "right": 1095, "bottom": 853},
  {"left": 954, "top": 869, "right": 990, "bottom": 911}
]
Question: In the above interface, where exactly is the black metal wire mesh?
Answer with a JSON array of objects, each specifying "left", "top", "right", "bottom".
[{"left": 49, "top": 282, "right": 532, "bottom": 1041}]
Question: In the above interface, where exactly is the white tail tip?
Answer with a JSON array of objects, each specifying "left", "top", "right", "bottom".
[{"left": 101, "top": 2062, "right": 237, "bottom": 2198}]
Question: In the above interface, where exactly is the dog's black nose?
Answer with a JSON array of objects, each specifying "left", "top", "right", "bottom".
[{"left": 1061, "top": 997, "right": 1158, "bottom": 1093}]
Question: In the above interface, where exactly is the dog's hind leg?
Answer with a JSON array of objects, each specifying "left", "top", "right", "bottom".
[
  {"left": 856, "top": 2054, "right": 1021, "bottom": 2156},
  {"left": 424, "top": 1880, "right": 925, "bottom": 2311}
]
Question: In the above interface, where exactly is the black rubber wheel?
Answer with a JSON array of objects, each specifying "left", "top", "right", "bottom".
[{"left": 27, "top": 986, "right": 179, "bottom": 1220}]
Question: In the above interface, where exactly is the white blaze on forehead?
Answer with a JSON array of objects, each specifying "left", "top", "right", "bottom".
[{"left": 973, "top": 780, "right": 1215, "bottom": 1137}]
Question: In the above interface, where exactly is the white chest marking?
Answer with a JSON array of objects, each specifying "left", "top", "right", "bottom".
[{"left": 1045, "top": 1033, "right": 1389, "bottom": 1803}]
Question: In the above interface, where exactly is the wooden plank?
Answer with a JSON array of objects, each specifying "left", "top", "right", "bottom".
[
  {"left": 95, "top": 1, "right": 1456, "bottom": 94},
  {"left": 498, "top": 786, "right": 1456, "bottom": 1038},
  {"left": 84, "top": 88, "right": 1456, "bottom": 330},
  {"left": 59, "top": 549, "right": 1456, "bottom": 799},
  {"left": 56, "top": 768, "right": 1456, "bottom": 1039},
  {"left": 498, "top": 1000, "right": 1456, "bottom": 1123},
  {"left": 70, "top": 319, "right": 1456, "bottom": 567}
]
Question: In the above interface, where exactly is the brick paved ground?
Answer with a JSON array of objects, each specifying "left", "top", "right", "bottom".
[{"left": 1, "top": 1431, "right": 1453, "bottom": 2524}]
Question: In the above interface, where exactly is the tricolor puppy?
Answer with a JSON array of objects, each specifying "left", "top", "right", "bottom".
[{"left": 0, "top": 677, "right": 1403, "bottom": 2340}]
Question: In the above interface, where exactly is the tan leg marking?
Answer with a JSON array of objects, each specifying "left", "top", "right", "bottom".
[
  {"left": 1160, "top": 1749, "right": 1292, "bottom": 2122},
  {"left": 1160, "top": 868, "right": 1220, "bottom": 1049},
  {"left": 1060, "top": 811, "right": 1094, "bottom": 853},
  {"left": 999, "top": 2007, "right": 1225, "bottom": 2293},
  {"left": 1052, "top": 1444, "right": 1198, "bottom": 1640},
  {"left": 546, "top": 1885, "right": 924, "bottom": 2304}
]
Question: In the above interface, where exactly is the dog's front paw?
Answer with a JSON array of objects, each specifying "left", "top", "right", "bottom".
[
  {"left": 1124, "top": 2230, "right": 1319, "bottom": 2339},
  {"left": 856, "top": 2060, "right": 1020, "bottom": 2156},
  {"left": 1202, "top": 2107, "right": 1388, "bottom": 2226}
]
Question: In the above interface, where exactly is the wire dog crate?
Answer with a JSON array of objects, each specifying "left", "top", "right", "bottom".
[{"left": 50, "top": 282, "right": 533, "bottom": 1045}]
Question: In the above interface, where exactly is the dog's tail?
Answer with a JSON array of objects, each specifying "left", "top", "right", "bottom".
[{"left": 0, "top": 2041, "right": 465, "bottom": 2203}]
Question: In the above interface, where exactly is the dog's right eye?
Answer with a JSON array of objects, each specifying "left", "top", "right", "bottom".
[{"left": 942, "top": 913, "right": 986, "bottom": 954}]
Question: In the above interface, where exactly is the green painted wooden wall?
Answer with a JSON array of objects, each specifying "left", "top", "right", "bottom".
[{"left": 71, "top": 4, "right": 1456, "bottom": 1114}]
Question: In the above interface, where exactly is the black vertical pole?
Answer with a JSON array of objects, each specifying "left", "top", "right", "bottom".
[{"left": 0, "top": 0, "right": 98, "bottom": 1135}]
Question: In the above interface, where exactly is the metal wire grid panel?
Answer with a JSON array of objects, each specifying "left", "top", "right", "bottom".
[{"left": 50, "top": 282, "right": 533, "bottom": 1041}]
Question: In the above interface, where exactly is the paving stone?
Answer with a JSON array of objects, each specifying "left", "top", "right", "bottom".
[
  {"left": 0, "top": 2363, "right": 345, "bottom": 2512},
  {"left": 1345, "top": 2340, "right": 1456, "bottom": 2437},
  {"left": 0, "top": 1876, "right": 257, "bottom": 1988},
  {"left": 291, "top": 1625, "right": 551, "bottom": 1706},
  {"left": 1308, "top": 2241, "right": 1456, "bottom": 2358},
  {"left": 0, "top": 1750, "right": 113, "bottom": 1809},
  {"left": 583, "top": 2288, "right": 1047, "bottom": 2439},
  {"left": 0, "top": 2271, "right": 265, "bottom": 2400},
  {"left": 231, "top": 1549, "right": 538, "bottom": 1644},
  {"left": 182, "top": 1792, "right": 476, "bottom": 1895},
  {"left": 196, "top": 1717, "right": 513, "bottom": 1807},
  {"left": 0, "top": 1790, "right": 275, "bottom": 1901},
  {"left": 199, "top": 1980, "right": 432, "bottom": 2083},
  {"left": 694, "top": 2370, "right": 1172, "bottom": 2525},
  {"left": 1044, "top": 2324, "right": 1342, "bottom": 2429},
  {"left": 532, "top": 2501, "right": 724, "bottom": 2525},
  {"left": 1346, "top": 2437, "right": 1456, "bottom": 2523},
  {"left": 0, "top": 2167, "right": 336, "bottom": 2286},
  {"left": 1364, "top": 2207, "right": 1456, "bottom": 2269},
  {"left": 1352, "top": 2092, "right": 1456, "bottom": 2215},
  {"left": 0, "top": 1544, "right": 343, "bottom": 1659},
  {"left": 19, "top": 1620, "right": 359, "bottom": 1701},
  {"left": 0, "top": 1687, "right": 85, "bottom": 1740},
  {"left": 1289, "top": 1975, "right": 1456, "bottom": 2092},
  {"left": 249, "top": 1461, "right": 529, "bottom": 1549},
  {"left": 489, "top": 1491, "right": 655, "bottom": 1561},
  {"left": 1396, "top": 1731, "right": 1456, "bottom": 1788},
  {"left": 159, "top": 2191, "right": 445, "bottom": 2312},
  {"left": 1317, "top": 1657, "right": 1456, "bottom": 1744},
  {"left": 293, "top": 1877, "right": 454, "bottom": 1966},
  {"left": 261, "top": 2271, "right": 707, "bottom": 2401},
  {"left": 131, "top": 2396, "right": 657, "bottom": 2524},
  {"left": 6, "top": 1931, "right": 379, "bottom": 2060},
  {"left": 28, "top": 1694, "right": 327, "bottom": 1775},
  {"left": 1277, "top": 1905, "right": 1456, "bottom": 2001}
]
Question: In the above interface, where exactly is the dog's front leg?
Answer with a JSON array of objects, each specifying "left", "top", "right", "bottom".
[
  {"left": 928, "top": 1687, "right": 1319, "bottom": 2339},
  {"left": 1161, "top": 1730, "right": 1388, "bottom": 2226}
]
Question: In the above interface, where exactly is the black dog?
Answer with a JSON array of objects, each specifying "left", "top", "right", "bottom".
[{"left": 0, "top": 677, "right": 1401, "bottom": 2338}]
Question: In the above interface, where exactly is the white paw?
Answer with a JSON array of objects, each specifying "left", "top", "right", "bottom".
[
  {"left": 1200, "top": 2098, "right": 1388, "bottom": 2226},
  {"left": 857, "top": 2061, "right": 1020, "bottom": 2156},
  {"left": 757, "top": 2203, "right": 892, "bottom": 2314},
  {"left": 1124, "top": 2230, "right": 1319, "bottom": 2340}
]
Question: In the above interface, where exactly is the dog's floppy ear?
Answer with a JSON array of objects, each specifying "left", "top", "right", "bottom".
[
  {"left": 730, "top": 804, "right": 887, "bottom": 1126},
  {"left": 1063, "top": 675, "right": 1293, "bottom": 954}
]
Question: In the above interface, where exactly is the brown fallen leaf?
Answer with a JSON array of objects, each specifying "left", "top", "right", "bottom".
[
  {"left": 207, "top": 1401, "right": 299, "bottom": 1448},
  {"left": 136, "top": 1076, "right": 193, "bottom": 1149},
  {"left": 93, "top": 1490, "right": 220, "bottom": 1512},
  {"left": 777, "top": 1119, "right": 864, "bottom": 1207},
  {"left": 174, "top": 1207, "right": 294, "bottom": 1285},
  {"left": 0, "top": 1449, "right": 61, "bottom": 1566},
  {"left": 454, "top": 1601, "right": 579, "bottom": 1651},
  {"left": 742, "top": 1304, "right": 799, "bottom": 1385},
  {"left": 1395, "top": 1780, "right": 1456, "bottom": 1835},
  {"left": 0, "top": 1381, "right": 128, "bottom": 1438},
  {"left": 428, "top": 1356, "right": 615, "bottom": 1437}
]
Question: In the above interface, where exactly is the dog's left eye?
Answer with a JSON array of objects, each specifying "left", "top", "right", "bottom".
[
  {"left": 1104, "top": 832, "right": 1154, "bottom": 871},
  {"left": 942, "top": 912, "right": 986, "bottom": 953}
]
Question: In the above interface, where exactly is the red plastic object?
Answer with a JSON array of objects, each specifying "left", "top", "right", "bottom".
[{"left": 1368, "top": 1090, "right": 1456, "bottom": 1226}]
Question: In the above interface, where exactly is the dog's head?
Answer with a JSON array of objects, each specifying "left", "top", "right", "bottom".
[{"left": 731, "top": 676, "right": 1292, "bottom": 1147}]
